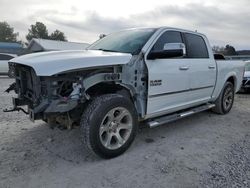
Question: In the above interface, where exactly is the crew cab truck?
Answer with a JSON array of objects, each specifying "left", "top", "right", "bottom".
[{"left": 5, "top": 27, "right": 245, "bottom": 158}]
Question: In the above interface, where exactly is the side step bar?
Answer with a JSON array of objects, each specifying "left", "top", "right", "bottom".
[{"left": 147, "top": 103, "right": 215, "bottom": 128}]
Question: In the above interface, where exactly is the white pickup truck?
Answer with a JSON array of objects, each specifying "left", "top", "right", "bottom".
[{"left": 5, "top": 27, "right": 245, "bottom": 158}]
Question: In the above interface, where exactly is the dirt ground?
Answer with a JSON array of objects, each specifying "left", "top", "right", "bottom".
[{"left": 0, "top": 78, "right": 250, "bottom": 188}]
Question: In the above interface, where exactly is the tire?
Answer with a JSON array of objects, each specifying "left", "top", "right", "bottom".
[
  {"left": 212, "top": 81, "right": 234, "bottom": 114},
  {"left": 80, "top": 94, "right": 138, "bottom": 159}
]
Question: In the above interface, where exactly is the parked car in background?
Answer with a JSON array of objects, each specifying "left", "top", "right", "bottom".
[
  {"left": 0, "top": 53, "right": 17, "bottom": 75},
  {"left": 241, "top": 60, "right": 250, "bottom": 92}
]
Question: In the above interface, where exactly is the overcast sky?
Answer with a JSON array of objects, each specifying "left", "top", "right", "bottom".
[{"left": 1, "top": 0, "right": 250, "bottom": 49}]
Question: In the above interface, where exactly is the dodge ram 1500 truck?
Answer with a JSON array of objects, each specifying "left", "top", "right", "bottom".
[{"left": 4, "top": 27, "right": 245, "bottom": 158}]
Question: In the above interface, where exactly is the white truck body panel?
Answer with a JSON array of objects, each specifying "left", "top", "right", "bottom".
[
  {"left": 11, "top": 50, "right": 132, "bottom": 76},
  {"left": 145, "top": 58, "right": 244, "bottom": 118},
  {"left": 212, "top": 60, "right": 245, "bottom": 99},
  {"left": 145, "top": 57, "right": 218, "bottom": 117},
  {"left": 142, "top": 28, "right": 244, "bottom": 118}
]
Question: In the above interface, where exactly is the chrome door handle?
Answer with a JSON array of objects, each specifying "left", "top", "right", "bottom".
[
  {"left": 208, "top": 65, "right": 215, "bottom": 69},
  {"left": 179, "top": 66, "right": 189, "bottom": 70}
]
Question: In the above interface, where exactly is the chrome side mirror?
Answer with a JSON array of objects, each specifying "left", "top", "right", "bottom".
[{"left": 163, "top": 43, "right": 186, "bottom": 56}]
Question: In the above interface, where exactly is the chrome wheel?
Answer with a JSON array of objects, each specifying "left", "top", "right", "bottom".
[
  {"left": 99, "top": 107, "right": 133, "bottom": 150},
  {"left": 223, "top": 86, "right": 233, "bottom": 111}
]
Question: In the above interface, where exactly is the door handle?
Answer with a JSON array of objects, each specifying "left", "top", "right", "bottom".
[
  {"left": 179, "top": 66, "right": 189, "bottom": 70},
  {"left": 208, "top": 65, "right": 215, "bottom": 69}
]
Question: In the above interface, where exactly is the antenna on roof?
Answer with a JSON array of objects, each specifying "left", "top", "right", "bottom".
[{"left": 195, "top": 30, "right": 198, "bottom": 32}]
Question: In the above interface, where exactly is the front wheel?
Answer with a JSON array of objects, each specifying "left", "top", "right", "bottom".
[
  {"left": 80, "top": 94, "right": 138, "bottom": 158},
  {"left": 212, "top": 81, "right": 234, "bottom": 114}
]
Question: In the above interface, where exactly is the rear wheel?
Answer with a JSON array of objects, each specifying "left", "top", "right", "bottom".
[
  {"left": 80, "top": 94, "right": 138, "bottom": 158},
  {"left": 212, "top": 81, "right": 234, "bottom": 114}
]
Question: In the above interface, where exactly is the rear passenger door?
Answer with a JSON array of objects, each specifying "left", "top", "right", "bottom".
[{"left": 184, "top": 33, "right": 216, "bottom": 102}]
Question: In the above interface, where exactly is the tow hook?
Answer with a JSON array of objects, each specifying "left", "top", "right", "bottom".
[{"left": 3, "top": 107, "right": 29, "bottom": 114}]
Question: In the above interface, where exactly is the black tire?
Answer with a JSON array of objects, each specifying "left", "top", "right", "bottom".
[
  {"left": 80, "top": 94, "right": 138, "bottom": 159},
  {"left": 212, "top": 81, "right": 234, "bottom": 114}
]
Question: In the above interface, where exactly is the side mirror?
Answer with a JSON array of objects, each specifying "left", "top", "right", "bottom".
[{"left": 147, "top": 43, "right": 186, "bottom": 60}]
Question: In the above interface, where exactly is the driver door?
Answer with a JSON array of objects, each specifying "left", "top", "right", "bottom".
[{"left": 145, "top": 30, "right": 190, "bottom": 117}]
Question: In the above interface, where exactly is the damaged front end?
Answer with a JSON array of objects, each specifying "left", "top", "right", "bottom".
[
  {"left": 5, "top": 62, "right": 123, "bottom": 129},
  {"left": 4, "top": 62, "right": 88, "bottom": 129}
]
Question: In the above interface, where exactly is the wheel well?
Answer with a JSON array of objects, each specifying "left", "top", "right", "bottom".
[
  {"left": 86, "top": 82, "right": 133, "bottom": 100},
  {"left": 226, "top": 76, "right": 236, "bottom": 91}
]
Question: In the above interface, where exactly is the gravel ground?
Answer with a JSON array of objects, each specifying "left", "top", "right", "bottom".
[
  {"left": 0, "top": 78, "right": 249, "bottom": 188},
  {"left": 201, "top": 134, "right": 250, "bottom": 188}
]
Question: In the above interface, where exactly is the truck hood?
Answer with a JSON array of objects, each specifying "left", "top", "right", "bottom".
[{"left": 11, "top": 50, "right": 132, "bottom": 76}]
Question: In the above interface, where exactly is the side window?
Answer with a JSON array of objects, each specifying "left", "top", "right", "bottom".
[
  {"left": 184, "top": 33, "right": 209, "bottom": 58},
  {"left": 152, "top": 31, "right": 183, "bottom": 51},
  {"left": 0, "top": 54, "right": 14, "bottom": 60}
]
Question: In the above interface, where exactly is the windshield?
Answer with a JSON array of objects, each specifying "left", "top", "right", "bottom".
[
  {"left": 88, "top": 28, "right": 156, "bottom": 55},
  {"left": 245, "top": 62, "right": 250, "bottom": 71}
]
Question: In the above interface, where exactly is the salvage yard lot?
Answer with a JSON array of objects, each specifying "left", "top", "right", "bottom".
[{"left": 0, "top": 78, "right": 250, "bottom": 188}]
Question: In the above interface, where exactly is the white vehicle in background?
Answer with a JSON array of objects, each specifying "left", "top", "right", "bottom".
[
  {"left": 0, "top": 53, "right": 17, "bottom": 75},
  {"left": 241, "top": 60, "right": 250, "bottom": 92},
  {"left": 4, "top": 27, "right": 245, "bottom": 158}
]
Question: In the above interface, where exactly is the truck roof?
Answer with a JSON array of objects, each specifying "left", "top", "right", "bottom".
[
  {"left": 158, "top": 27, "right": 205, "bottom": 35},
  {"left": 123, "top": 27, "right": 206, "bottom": 37}
]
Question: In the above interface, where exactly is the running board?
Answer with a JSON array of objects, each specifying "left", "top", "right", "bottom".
[{"left": 147, "top": 103, "right": 215, "bottom": 128}]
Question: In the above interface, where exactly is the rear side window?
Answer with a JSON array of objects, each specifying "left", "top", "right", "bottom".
[
  {"left": 152, "top": 31, "right": 183, "bottom": 51},
  {"left": 0, "top": 54, "right": 14, "bottom": 60},
  {"left": 184, "top": 33, "right": 209, "bottom": 58}
]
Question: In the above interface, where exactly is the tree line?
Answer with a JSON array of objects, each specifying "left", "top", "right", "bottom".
[
  {"left": 212, "top": 45, "right": 238, "bottom": 56},
  {"left": 0, "top": 21, "right": 67, "bottom": 44}
]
